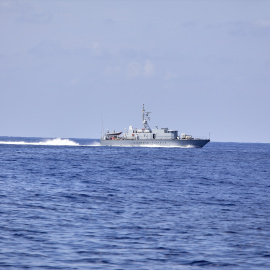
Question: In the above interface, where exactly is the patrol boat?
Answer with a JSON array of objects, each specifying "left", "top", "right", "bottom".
[{"left": 100, "top": 105, "right": 210, "bottom": 148}]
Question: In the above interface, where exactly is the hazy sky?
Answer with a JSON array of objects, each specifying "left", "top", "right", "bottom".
[{"left": 1, "top": 0, "right": 270, "bottom": 142}]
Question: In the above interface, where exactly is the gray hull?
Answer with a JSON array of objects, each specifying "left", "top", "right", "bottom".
[{"left": 100, "top": 139, "right": 210, "bottom": 148}]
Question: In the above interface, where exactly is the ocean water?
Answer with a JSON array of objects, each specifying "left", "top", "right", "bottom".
[{"left": 0, "top": 137, "right": 270, "bottom": 270}]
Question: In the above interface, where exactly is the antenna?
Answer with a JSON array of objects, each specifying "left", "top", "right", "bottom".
[
  {"left": 142, "top": 104, "right": 151, "bottom": 130},
  {"left": 101, "top": 114, "right": 104, "bottom": 137},
  {"left": 142, "top": 104, "right": 145, "bottom": 123}
]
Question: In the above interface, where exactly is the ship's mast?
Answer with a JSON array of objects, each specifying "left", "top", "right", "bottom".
[{"left": 142, "top": 104, "right": 151, "bottom": 130}]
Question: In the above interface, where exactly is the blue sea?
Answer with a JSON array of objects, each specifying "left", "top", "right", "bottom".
[{"left": 0, "top": 137, "right": 270, "bottom": 270}]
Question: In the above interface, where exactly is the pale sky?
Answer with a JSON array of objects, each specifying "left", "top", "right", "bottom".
[{"left": 1, "top": 0, "right": 270, "bottom": 142}]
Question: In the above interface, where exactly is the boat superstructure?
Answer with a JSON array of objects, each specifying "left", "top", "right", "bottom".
[{"left": 100, "top": 105, "right": 210, "bottom": 148}]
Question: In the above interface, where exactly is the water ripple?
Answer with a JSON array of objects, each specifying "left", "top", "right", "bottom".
[{"left": 0, "top": 141, "right": 270, "bottom": 269}]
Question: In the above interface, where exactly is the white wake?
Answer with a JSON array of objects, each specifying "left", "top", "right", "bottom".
[
  {"left": 0, "top": 138, "right": 80, "bottom": 146},
  {"left": 85, "top": 141, "right": 101, "bottom": 147}
]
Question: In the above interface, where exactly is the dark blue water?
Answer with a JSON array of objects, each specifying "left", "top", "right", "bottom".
[{"left": 1, "top": 137, "right": 270, "bottom": 269}]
